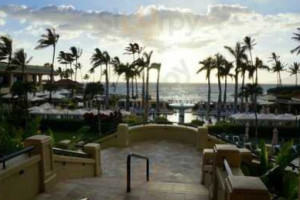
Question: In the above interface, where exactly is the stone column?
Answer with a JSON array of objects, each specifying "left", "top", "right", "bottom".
[
  {"left": 24, "top": 135, "right": 57, "bottom": 192},
  {"left": 117, "top": 123, "right": 129, "bottom": 147},
  {"left": 197, "top": 126, "right": 208, "bottom": 151},
  {"left": 83, "top": 143, "right": 102, "bottom": 177}
]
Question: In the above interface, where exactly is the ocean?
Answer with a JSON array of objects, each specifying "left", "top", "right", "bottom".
[{"left": 110, "top": 82, "right": 277, "bottom": 103}]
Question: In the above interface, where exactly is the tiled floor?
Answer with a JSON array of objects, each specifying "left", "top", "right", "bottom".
[{"left": 35, "top": 141, "right": 208, "bottom": 200}]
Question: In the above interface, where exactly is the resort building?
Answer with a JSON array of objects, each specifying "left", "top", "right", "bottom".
[{"left": 0, "top": 62, "right": 53, "bottom": 94}]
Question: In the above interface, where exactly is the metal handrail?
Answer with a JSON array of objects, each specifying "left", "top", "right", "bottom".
[
  {"left": 127, "top": 153, "right": 149, "bottom": 193},
  {"left": 223, "top": 158, "right": 233, "bottom": 176},
  {"left": 0, "top": 146, "right": 35, "bottom": 169}
]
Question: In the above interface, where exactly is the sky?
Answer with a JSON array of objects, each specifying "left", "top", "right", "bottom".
[{"left": 0, "top": 0, "right": 299, "bottom": 84}]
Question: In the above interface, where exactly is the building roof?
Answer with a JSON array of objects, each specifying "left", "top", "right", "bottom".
[{"left": 0, "top": 62, "right": 53, "bottom": 75}]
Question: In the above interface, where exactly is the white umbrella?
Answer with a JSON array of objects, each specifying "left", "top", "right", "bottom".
[
  {"left": 29, "top": 96, "right": 45, "bottom": 102},
  {"left": 258, "top": 113, "right": 276, "bottom": 121},
  {"left": 271, "top": 128, "right": 278, "bottom": 146},
  {"left": 39, "top": 103, "right": 53, "bottom": 109},
  {"left": 235, "top": 113, "right": 255, "bottom": 121},
  {"left": 275, "top": 114, "right": 295, "bottom": 121}
]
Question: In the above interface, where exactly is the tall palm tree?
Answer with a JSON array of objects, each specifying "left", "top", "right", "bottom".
[
  {"left": 114, "top": 61, "right": 133, "bottom": 111},
  {"left": 143, "top": 51, "right": 153, "bottom": 121},
  {"left": 224, "top": 42, "right": 247, "bottom": 112},
  {"left": 197, "top": 57, "right": 213, "bottom": 119},
  {"left": 150, "top": 63, "right": 161, "bottom": 115},
  {"left": 57, "top": 51, "right": 69, "bottom": 71},
  {"left": 220, "top": 60, "right": 234, "bottom": 105},
  {"left": 90, "top": 48, "right": 104, "bottom": 83},
  {"left": 272, "top": 61, "right": 285, "bottom": 87},
  {"left": 11, "top": 49, "right": 33, "bottom": 83},
  {"left": 70, "top": 46, "right": 82, "bottom": 82},
  {"left": 135, "top": 44, "right": 145, "bottom": 106},
  {"left": 0, "top": 35, "right": 13, "bottom": 71},
  {"left": 56, "top": 67, "right": 64, "bottom": 80},
  {"left": 35, "top": 28, "right": 59, "bottom": 83},
  {"left": 102, "top": 51, "right": 111, "bottom": 109},
  {"left": 291, "top": 28, "right": 300, "bottom": 55},
  {"left": 213, "top": 54, "right": 226, "bottom": 121},
  {"left": 125, "top": 43, "right": 137, "bottom": 98},
  {"left": 239, "top": 58, "right": 250, "bottom": 111},
  {"left": 289, "top": 62, "right": 300, "bottom": 86}
]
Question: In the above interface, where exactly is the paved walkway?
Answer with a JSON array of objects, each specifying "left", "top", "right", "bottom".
[{"left": 35, "top": 141, "right": 208, "bottom": 200}]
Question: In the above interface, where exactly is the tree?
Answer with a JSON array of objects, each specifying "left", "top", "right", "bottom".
[
  {"left": 11, "top": 49, "right": 33, "bottom": 82},
  {"left": 0, "top": 35, "right": 13, "bottom": 71},
  {"left": 212, "top": 54, "right": 226, "bottom": 121},
  {"left": 291, "top": 28, "right": 300, "bottom": 55},
  {"left": 143, "top": 51, "right": 153, "bottom": 121},
  {"left": 125, "top": 43, "right": 137, "bottom": 98},
  {"left": 224, "top": 42, "right": 247, "bottom": 112},
  {"left": 70, "top": 46, "right": 82, "bottom": 82},
  {"left": 57, "top": 51, "right": 69, "bottom": 71},
  {"left": 272, "top": 61, "right": 285, "bottom": 87},
  {"left": 35, "top": 28, "right": 59, "bottom": 83},
  {"left": 84, "top": 82, "right": 104, "bottom": 135},
  {"left": 239, "top": 58, "right": 250, "bottom": 111},
  {"left": 91, "top": 48, "right": 111, "bottom": 109},
  {"left": 114, "top": 60, "right": 134, "bottom": 111},
  {"left": 289, "top": 62, "right": 300, "bottom": 86},
  {"left": 197, "top": 57, "right": 213, "bottom": 119},
  {"left": 56, "top": 67, "right": 64, "bottom": 80},
  {"left": 220, "top": 60, "right": 234, "bottom": 105},
  {"left": 150, "top": 63, "right": 161, "bottom": 115}
]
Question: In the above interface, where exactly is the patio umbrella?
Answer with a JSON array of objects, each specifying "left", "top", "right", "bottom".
[
  {"left": 271, "top": 127, "right": 279, "bottom": 146},
  {"left": 275, "top": 114, "right": 295, "bottom": 121}
]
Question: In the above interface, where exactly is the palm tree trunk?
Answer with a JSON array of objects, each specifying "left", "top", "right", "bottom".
[
  {"left": 234, "top": 68, "right": 238, "bottom": 113},
  {"left": 223, "top": 76, "right": 227, "bottom": 105},
  {"left": 51, "top": 44, "right": 56, "bottom": 83},
  {"left": 296, "top": 74, "right": 298, "bottom": 86},
  {"left": 105, "top": 64, "right": 109, "bottom": 109},
  {"left": 135, "top": 76, "right": 138, "bottom": 98},
  {"left": 75, "top": 59, "right": 78, "bottom": 82},
  {"left": 156, "top": 68, "right": 160, "bottom": 115},
  {"left": 217, "top": 72, "right": 222, "bottom": 121},
  {"left": 206, "top": 77, "right": 211, "bottom": 120},
  {"left": 279, "top": 72, "right": 282, "bottom": 87},
  {"left": 144, "top": 67, "right": 150, "bottom": 122},
  {"left": 97, "top": 99, "right": 102, "bottom": 135},
  {"left": 126, "top": 77, "right": 130, "bottom": 111},
  {"left": 131, "top": 78, "right": 134, "bottom": 98},
  {"left": 142, "top": 70, "right": 145, "bottom": 112},
  {"left": 241, "top": 72, "right": 245, "bottom": 112}
]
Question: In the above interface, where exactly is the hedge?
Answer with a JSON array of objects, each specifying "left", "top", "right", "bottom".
[
  {"left": 41, "top": 119, "right": 87, "bottom": 132},
  {"left": 208, "top": 123, "right": 300, "bottom": 140}
]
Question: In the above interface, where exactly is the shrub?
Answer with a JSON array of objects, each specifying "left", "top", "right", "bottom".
[
  {"left": 122, "top": 114, "right": 143, "bottom": 125},
  {"left": 41, "top": 119, "right": 86, "bottom": 132},
  {"left": 154, "top": 116, "right": 170, "bottom": 123},
  {"left": 190, "top": 119, "right": 205, "bottom": 126}
]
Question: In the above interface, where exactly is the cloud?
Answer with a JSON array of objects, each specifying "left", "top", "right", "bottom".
[{"left": 0, "top": 4, "right": 298, "bottom": 50}]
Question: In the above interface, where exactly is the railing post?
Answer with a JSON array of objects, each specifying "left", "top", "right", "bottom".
[
  {"left": 127, "top": 154, "right": 131, "bottom": 193},
  {"left": 146, "top": 158, "right": 149, "bottom": 181},
  {"left": 24, "top": 135, "right": 57, "bottom": 192}
]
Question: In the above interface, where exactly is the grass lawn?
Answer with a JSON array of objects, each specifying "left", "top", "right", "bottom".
[{"left": 51, "top": 126, "right": 98, "bottom": 143}]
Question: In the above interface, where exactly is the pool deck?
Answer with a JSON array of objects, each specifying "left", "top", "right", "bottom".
[{"left": 35, "top": 140, "right": 209, "bottom": 200}]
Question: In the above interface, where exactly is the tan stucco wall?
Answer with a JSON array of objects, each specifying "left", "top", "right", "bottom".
[
  {"left": 0, "top": 155, "right": 41, "bottom": 200},
  {"left": 128, "top": 124, "right": 198, "bottom": 144},
  {"left": 54, "top": 155, "right": 95, "bottom": 180}
]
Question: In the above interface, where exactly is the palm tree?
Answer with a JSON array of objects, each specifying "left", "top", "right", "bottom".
[
  {"left": 56, "top": 67, "right": 64, "bottom": 80},
  {"left": 83, "top": 74, "right": 90, "bottom": 81},
  {"left": 143, "top": 51, "right": 153, "bottom": 121},
  {"left": 224, "top": 42, "right": 247, "bottom": 112},
  {"left": 70, "top": 46, "right": 82, "bottom": 82},
  {"left": 150, "top": 63, "right": 161, "bottom": 115},
  {"left": 102, "top": 51, "right": 111, "bottom": 109},
  {"left": 11, "top": 49, "right": 33, "bottom": 82},
  {"left": 90, "top": 48, "right": 104, "bottom": 83},
  {"left": 114, "top": 61, "right": 133, "bottom": 111},
  {"left": 57, "top": 51, "right": 69, "bottom": 71},
  {"left": 197, "top": 57, "right": 213, "bottom": 119},
  {"left": 220, "top": 60, "right": 234, "bottom": 105},
  {"left": 0, "top": 35, "right": 13, "bottom": 71},
  {"left": 135, "top": 44, "right": 145, "bottom": 107},
  {"left": 212, "top": 54, "right": 226, "bottom": 121},
  {"left": 239, "top": 58, "right": 250, "bottom": 111},
  {"left": 289, "top": 62, "right": 300, "bottom": 86},
  {"left": 272, "top": 61, "right": 285, "bottom": 87},
  {"left": 125, "top": 43, "right": 137, "bottom": 98},
  {"left": 84, "top": 82, "right": 104, "bottom": 135},
  {"left": 35, "top": 28, "right": 59, "bottom": 83},
  {"left": 291, "top": 28, "right": 300, "bottom": 55}
]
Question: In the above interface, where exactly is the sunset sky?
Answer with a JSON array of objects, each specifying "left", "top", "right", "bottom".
[{"left": 0, "top": 0, "right": 299, "bottom": 84}]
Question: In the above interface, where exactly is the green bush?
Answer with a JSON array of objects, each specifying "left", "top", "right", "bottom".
[
  {"left": 122, "top": 115, "right": 143, "bottom": 125},
  {"left": 154, "top": 116, "right": 170, "bottom": 123},
  {"left": 208, "top": 121, "right": 300, "bottom": 140},
  {"left": 190, "top": 119, "right": 205, "bottom": 126},
  {"left": 41, "top": 119, "right": 87, "bottom": 132}
]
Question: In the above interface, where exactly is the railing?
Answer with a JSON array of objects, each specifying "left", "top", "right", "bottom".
[
  {"left": 0, "top": 146, "right": 35, "bottom": 169},
  {"left": 53, "top": 147, "right": 90, "bottom": 158},
  {"left": 223, "top": 158, "right": 233, "bottom": 176},
  {"left": 127, "top": 153, "right": 150, "bottom": 193}
]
